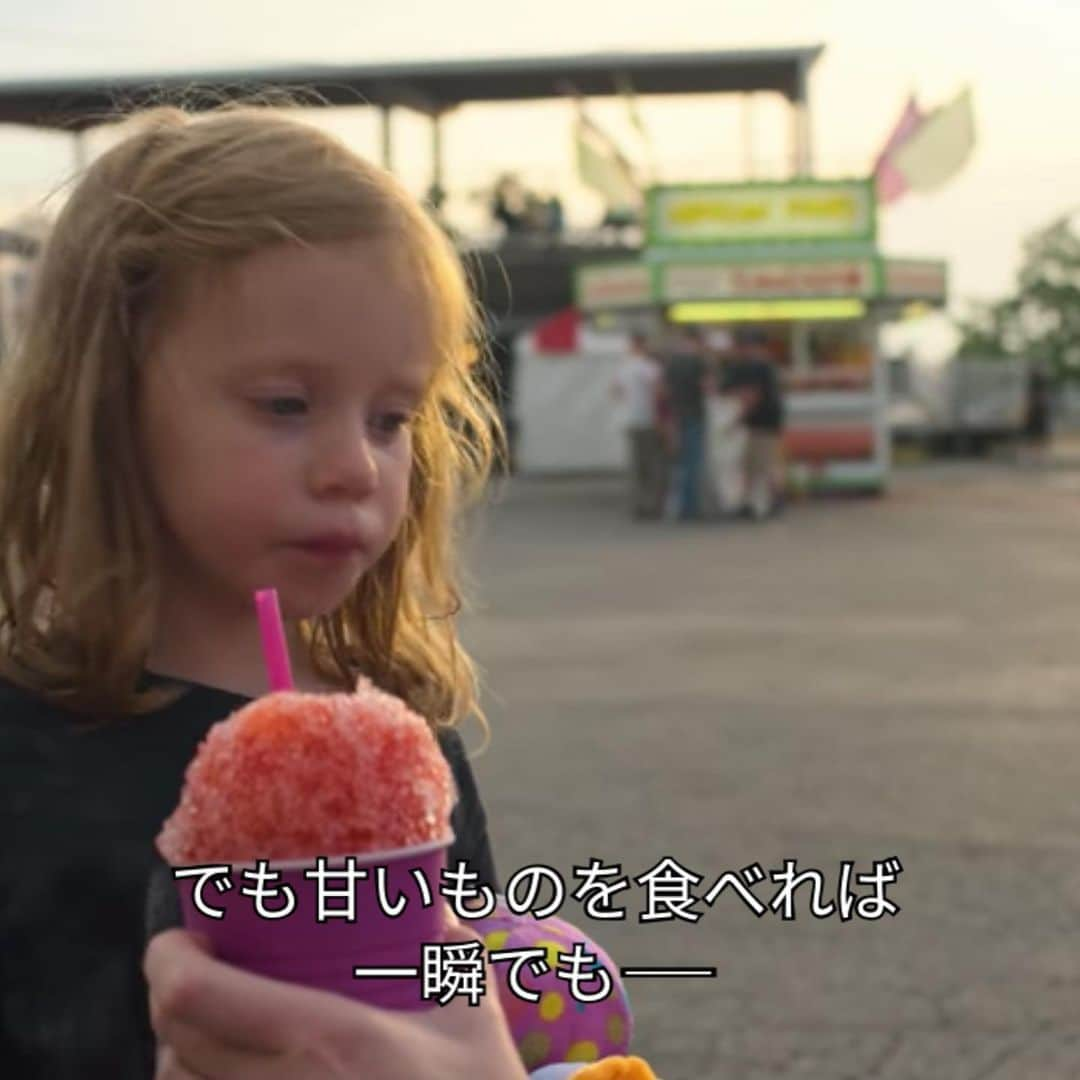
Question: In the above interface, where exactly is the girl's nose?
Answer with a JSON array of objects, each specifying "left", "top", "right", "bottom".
[{"left": 308, "top": 421, "right": 379, "bottom": 499}]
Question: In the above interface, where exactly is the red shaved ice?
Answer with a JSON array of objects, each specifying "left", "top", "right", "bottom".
[{"left": 157, "top": 679, "right": 453, "bottom": 864}]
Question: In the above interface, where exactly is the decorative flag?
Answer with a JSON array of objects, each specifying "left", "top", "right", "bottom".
[
  {"left": 574, "top": 108, "right": 640, "bottom": 212},
  {"left": 872, "top": 94, "right": 926, "bottom": 205},
  {"left": 617, "top": 74, "right": 647, "bottom": 140},
  {"left": 616, "top": 73, "right": 658, "bottom": 182},
  {"left": 891, "top": 87, "right": 976, "bottom": 195}
]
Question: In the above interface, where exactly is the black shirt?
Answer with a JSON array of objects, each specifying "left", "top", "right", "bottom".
[
  {"left": 664, "top": 352, "right": 707, "bottom": 422},
  {"left": 721, "top": 356, "right": 785, "bottom": 431},
  {"left": 0, "top": 674, "right": 497, "bottom": 1079}
]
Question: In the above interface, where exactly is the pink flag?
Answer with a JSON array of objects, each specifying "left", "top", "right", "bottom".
[{"left": 873, "top": 95, "right": 925, "bottom": 205}]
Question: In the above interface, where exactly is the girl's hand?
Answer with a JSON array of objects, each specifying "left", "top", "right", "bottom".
[{"left": 146, "top": 918, "right": 528, "bottom": 1080}]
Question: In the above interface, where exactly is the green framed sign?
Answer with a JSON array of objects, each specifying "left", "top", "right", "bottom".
[{"left": 646, "top": 178, "right": 877, "bottom": 249}]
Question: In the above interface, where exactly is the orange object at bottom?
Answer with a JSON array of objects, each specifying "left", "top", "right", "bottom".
[
  {"left": 783, "top": 427, "right": 875, "bottom": 462},
  {"left": 571, "top": 1057, "right": 658, "bottom": 1080}
]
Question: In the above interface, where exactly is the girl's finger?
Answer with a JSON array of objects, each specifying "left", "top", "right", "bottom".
[
  {"left": 154, "top": 1042, "right": 210, "bottom": 1080},
  {"left": 158, "top": 1020, "right": 286, "bottom": 1080},
  {"left": 443, "top": 918, "right": 482, "bottom": 945},
  {"left": 145, "top": 929, "right": 381, "bottom": 1054}
]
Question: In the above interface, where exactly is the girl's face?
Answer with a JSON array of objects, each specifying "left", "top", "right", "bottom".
[{"left": 136, "top": 238, "right": 432, "bottom": 623}]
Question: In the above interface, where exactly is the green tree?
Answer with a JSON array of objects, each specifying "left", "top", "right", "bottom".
[{"left": 956, "top": 212, "right": 1080, "bottom": 380}]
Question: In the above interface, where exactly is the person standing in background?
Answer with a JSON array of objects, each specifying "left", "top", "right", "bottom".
[
  {"left": 611, "top": 331, "right": 667, "bottom": 519},
  {"left": 663, "top": 324, "right": 709, "bottom": 521},
  {"left": 720, "top": 328, "right": 786, "bottom": 520},
  {"left": 1021, "top": 362, "right": 1053, "bottom": 465}
]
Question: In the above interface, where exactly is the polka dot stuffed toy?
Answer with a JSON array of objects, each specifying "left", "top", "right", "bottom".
[{"left": 471, "top": 896, "right": 653, "bottom": 1076}]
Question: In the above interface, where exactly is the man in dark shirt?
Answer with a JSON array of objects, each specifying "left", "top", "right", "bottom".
[
  {"left": 663, "top": 325, "right": 709, "bottom": 521},
  {"left": 720, "top": 328, "right": 786, "bottom": 519}
]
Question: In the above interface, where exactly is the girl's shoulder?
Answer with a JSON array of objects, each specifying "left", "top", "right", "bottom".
[
  {"left": 0, "top": 674, "right": 238, "bottom": 759},
  {"left": 434, "top": 723, "right": 466, "bottom": 760},
  {"left": 433, "top": 724, "right": 485, "bottom": 793},
  {"left": 0, "top": 673, "right": 52, "bottom": 706},
  {"left": 0, "top": 676, "right": 70, "bottom": 738},
  {"left": 0, "top": 675, "right": 137, "bottom": 735},
  {"left": 0, "top": 679, "right": 81, "bottom": 813}
]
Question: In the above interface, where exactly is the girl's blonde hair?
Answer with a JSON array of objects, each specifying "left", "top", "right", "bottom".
[{"left": 0, "top": 104, "right": 503, "bottom": 728}]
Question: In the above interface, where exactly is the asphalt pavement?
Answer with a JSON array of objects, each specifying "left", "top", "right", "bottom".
[{"left": 458, "top": 461, "right": 1080, "bottom": 1079}]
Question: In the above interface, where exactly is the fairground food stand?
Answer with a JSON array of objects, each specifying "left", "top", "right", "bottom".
[{"left": 576, "top": 179, "right": 948, "bottom": 494}]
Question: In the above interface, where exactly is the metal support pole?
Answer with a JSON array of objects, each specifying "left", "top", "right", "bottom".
[
  {"left": 741, "top": 93, "right": 755, "bottom": 179},
  {"left": 791, "top": 63, "right": 813, "bottom": 178},
  {"left": 791, "top": 321, "right": 812, "bottom": 373},
  {"left": 380, "top": 106, "right": 394, "bottom": 173},
  {"left": 867, "top": 313, "right": 891, "bottom": 478},
  {"left": 429, "top": 110, "right": 442, "bottom": 195},
  {"left": 790, "top": 100, "right": 812, "bottom": 178},
  {"left": 72, "top": 130, "right": 89, "bottom": 173}
]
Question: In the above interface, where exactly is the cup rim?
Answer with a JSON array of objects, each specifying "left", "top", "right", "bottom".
[{"left": 217, "top": 832, "right": 455, "bottom": 872}]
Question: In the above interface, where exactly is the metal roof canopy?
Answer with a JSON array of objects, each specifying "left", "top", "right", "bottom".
[{"left": 0, "top": 46, "right": 823, "bottom": 131}]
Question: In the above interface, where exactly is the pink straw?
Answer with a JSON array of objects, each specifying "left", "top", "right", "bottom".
[{"left": 254, "top": 588, "right": 295, "bottom": 692}]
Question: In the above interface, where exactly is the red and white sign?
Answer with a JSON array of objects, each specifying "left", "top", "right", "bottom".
[
  {"left": 576, "top": 263, "right": 652, "bottom": 309},
  {"left": 882, "top": 259, "right": 947, "bottom": 301},
  {"left": 662, "top": 260, "right": 874, "bottom": 301}
]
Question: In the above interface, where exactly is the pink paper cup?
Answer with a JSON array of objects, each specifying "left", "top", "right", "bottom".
[{"left": 174, "top": 835, "right": 451, "bottom": 1010}]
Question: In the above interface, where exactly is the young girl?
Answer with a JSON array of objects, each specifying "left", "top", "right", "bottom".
[
  {"left": 0, "top": 103, "right": 504, "bottom": 1077},
  {"left": 0, "top": 105, "right": 645, "bottom": 1079}
]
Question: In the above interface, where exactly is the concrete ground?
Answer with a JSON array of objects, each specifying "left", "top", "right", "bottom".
[{"left": 457, "top": 461, "right": 1080, "bottom": 1079}]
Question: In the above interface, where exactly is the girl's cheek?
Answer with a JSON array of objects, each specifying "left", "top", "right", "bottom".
[{"left": 382, "top": 430, "right": 415, "bottom": 470}]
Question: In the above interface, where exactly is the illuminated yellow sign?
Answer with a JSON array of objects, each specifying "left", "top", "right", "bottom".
[
  {"left": 667, "top": 299, "right": 868, "bottom": 323},
  {"left": 649, "top": 180, "right": 876, "bottom": 246}
]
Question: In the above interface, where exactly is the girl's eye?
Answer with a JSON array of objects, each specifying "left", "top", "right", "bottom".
[
  {"left": 370, "top": 412, "right": 412, "bottom": 437},
  {"left": 259, "top": 397, "right": 308, "bottom": 417}
]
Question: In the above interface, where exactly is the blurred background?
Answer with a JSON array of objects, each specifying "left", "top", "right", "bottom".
[{"left": 3, "top": 1, "right": 1079, "bottom": 1075}]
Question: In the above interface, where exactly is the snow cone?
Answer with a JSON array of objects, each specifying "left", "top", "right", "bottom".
[
  {"left": 156, "top": 592, "right": 455, "bottom": 1010},
  {"left": 156, "top": 590, "right": 636, "bottom": 1072}
]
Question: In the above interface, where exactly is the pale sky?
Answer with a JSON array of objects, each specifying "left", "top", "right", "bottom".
[{"left": 2, "top": 0, "right": 1078, "bottom": 358}]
